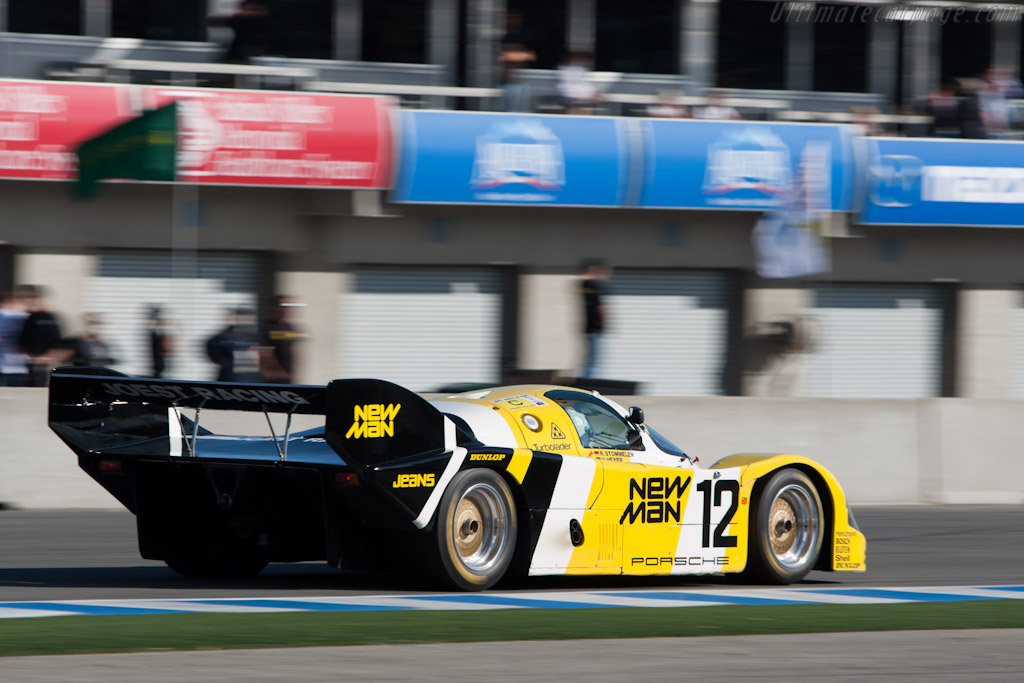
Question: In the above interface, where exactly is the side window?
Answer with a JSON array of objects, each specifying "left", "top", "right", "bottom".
[{"left": 545, "top": 390, "right": 642, "bottom": 451}]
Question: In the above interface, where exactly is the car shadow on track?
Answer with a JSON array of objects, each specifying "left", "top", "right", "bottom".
[
  {"left": 0, "top": 564, "right": 412, "bottom": 594},
  {"left": 0, "top": 564, "right": 844, "bottom": 597}
]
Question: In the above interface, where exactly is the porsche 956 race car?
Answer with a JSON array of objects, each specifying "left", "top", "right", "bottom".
[{"left": 49, "top": 367, "right": 866, "bottom": 590}]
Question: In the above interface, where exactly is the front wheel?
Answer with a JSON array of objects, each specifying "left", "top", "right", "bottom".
[
  {"left": 748, "top": 468, "right": 823, "bottom": 584},
  {"left": 433, "top": 469, "right": 517, "bottom": 591}
]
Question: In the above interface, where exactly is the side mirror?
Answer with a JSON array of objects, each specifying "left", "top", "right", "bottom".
[{"left": 628, "top": 406, "right": 645, "bottom": 425}]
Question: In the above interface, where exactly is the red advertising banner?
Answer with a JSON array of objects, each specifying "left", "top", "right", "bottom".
[
  {"left": 147, "top": 87, "right": 392, "bottom": 188},
  {"left": 0, "top": 79, "right": 393, "bottom": 189},
  {"left": 0, "top": 80, "right": 130, "bottom": 181}
]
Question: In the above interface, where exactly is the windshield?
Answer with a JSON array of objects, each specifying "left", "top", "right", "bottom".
[
  {"left": 545, "top": 389, "right": 641, "bottom": 451},
  {"left": 646, "top": 426, "right": 689, "bottom": 460}
]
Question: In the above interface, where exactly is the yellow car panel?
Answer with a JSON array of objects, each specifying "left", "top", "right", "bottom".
[{"left": 444, "top": 385, "right": 866, "bottom": 579}]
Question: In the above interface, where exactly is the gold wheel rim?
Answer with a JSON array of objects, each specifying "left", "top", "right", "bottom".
[
  {"left": 766, "top": 483, "right": 821, "bottom": 570},
  {"left": 449, "top": 482, "right": 510, "bottom": 574},
  {"left": 455, "top": 497, "right": 484, "bottom": 559},
  {"left": 769, "top": 497, "right": 797, "bottom": 556}
]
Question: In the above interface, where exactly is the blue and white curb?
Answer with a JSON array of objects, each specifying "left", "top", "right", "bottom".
[{"left": 0, "top": 585, "right": 1020, "bottom": 619}]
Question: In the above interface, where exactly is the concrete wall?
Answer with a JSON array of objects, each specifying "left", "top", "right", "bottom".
[
  {"left": 958, "top": 287, "right": 1019, "bottom": 399},
  {"left": 518, "top": 270, "right": 583, "bottom": 374},
  {"left": 275, "top": 270, "right": 346, "bottom": 386},
  {"left": 15, "top": 251, "right": 94, "bottom": 338},
  {"left": 4, "top": 387, "right": 1022, "bottom": 510}
]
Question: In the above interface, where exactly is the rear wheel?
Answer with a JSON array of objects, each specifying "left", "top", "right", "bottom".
[
  {"left": 748, "top": 468, "right": 823, "bottom": 584},
  {"left": 164, "top": 552, "right": 268, "bottom": 579},
  {"left": 434, "top": 469, "right": 517, "bottom": 591}
]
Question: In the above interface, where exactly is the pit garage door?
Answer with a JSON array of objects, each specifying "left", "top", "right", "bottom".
[
  {"left": 600, "top": 269, "right": 733, "bottom": 396},
  {"left": 338, "top": 267, "right": 506, "bottom": 392},
  {"left": 804, "top": 284, "right": 945, "bottom": 397},
  {"left": 86, "top": 250, "right": 264, "bottom": 381},
  {"left": 1014, "top": 289, "right": 1024, "bottom": 397}
]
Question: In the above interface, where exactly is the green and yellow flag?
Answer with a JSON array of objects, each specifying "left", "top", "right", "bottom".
[{"left": 75, "top": 101, "right": 177, "bottom": 199}]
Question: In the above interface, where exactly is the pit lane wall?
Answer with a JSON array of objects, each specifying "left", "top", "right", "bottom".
[{"left": 2, "top": 387, "right": 1021, "bottom": 509}]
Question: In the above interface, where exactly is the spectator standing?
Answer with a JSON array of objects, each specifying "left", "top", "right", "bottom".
[
  {"left": 580, "top": 259, "right": 612, "bottom": 379},
  {"left": 557, "top": 50, "right": 600, "bottom": 114},
  {"left": 70, "top": 314, "right": 117, "bottom": 368},
  {"left": 17, "top": 285, "right": 70, "bottom": 387},
  {"left": 206, "top": 307, "right": 262, "bottom": 383},
  {"left": 692, "top": 90, "right": 742, "bottom": 120},
  {"left": 992, "top": 66, "right": 1024, "bottom": 133},
  {"left": 0, "top": 290, "right": 29, "bottom": 387},
  {"left": 990, "top": 66, "right": 1024, "bottom": 99},
  {"left": 498, "top": 12, "right": 536, "bottom": 112},
  {"left": 955, "top": 78, "right": 984, "bottom": 139},
  {"left": 850, "top": 106, "right": 884, "bottom": 137},
  {"left": 261, "top": 296, "right": 308, "bottom": 384},
  {"left": 147, "top": 305, "right": 174, "bottom": 378},
  {"left": 212, "top": 0, "right": 271, "bottom": 65},
  {"left": 978, "top": 67, "right": 1020, "bottom": 139},
  {"left": 926, "top": 83, "right": 960, "bottom": 137},
  {"left": 647, "top": 90, "right": 689, "bottom": 119}
]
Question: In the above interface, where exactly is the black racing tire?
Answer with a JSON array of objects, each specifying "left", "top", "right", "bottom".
[
  {"left": 748, "top": 468, "right": 824, "bottom": 584},
  {"left": 164, "top": 552, "right": 268, "bottom": 579},
  {"left": 433, "top": 468, "right": 517, "bottom": 591}
]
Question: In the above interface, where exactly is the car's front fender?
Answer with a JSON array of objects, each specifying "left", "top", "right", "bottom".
[{"left": 710, "top": 453, "right": 867, "bottom": 572}]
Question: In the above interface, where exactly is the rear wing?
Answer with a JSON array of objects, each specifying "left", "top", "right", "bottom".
[
  {"left": 50, "top": 369, "right": 468, "bottom": 528},
  {"left": 324, "top": 378, "right": 467, "bottom": 529},
  {"left": 48, "top": 367, "right": 326, "bottom": 460},
  {"left": 324, "top": 378, "right": 455, "bottom": 472}
]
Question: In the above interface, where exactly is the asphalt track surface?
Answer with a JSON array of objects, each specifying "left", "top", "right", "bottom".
[
  {"left": 2, "top": 506, "right": 1022, "bottom": 681},
  {"left": 1, "top": 505, "right": 1022, "bottom": 601},
  {"left": 5, "top": 631, "right": 1024, "bottom": 682}
]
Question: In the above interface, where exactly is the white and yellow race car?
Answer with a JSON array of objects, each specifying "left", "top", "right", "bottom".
[{"left": 49, "top": 370, "right": 866, "bottom": 590}]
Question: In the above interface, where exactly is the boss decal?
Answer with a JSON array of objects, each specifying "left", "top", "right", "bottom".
[
  {"left": 834, "top": 531, "right": 854, "bottom": 564},
  {"left": 346, "top": 403, "right": 401, "bottom": 439},
  {"left": 619, "top": 476, "right": 691, "bottom": 525},
  {"left": 392, "top": 473, "right": 435, "bottom": 488}
]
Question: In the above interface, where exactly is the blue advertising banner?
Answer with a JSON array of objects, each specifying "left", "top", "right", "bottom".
[
  {"left": 640, "top": 120, "right": 858, "bottom": 212},
  {"left": 859, "top": 137, "right": 1024, "bottom": 227},
  {"left": 392, "top": 110, "right": 632, "bottom": 206}
]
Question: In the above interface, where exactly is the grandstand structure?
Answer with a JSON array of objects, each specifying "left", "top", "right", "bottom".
[
  {"left": 0, "top": 1, "right": 1020, "bottom": 119},
  {"left": 2, "top": 1, "right": 1024, "bottom": 401}
]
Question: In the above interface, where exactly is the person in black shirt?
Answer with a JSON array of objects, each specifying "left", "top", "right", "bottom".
[
  {"left": 211, "top": 0, "right": 270, "bottom": 65},
  {"left": 70, "top": 314, "right": 116, "bottom": 368},
  {"left": 206, "top": 306, "right": 262, "bottom": 383},
  {"left": 17, "top": 285, "right": 70, "bottom": 386},
  {"left": 580, "top": 259, "right": 612, "bottom": 379},
  {"left": 261, "top": 296, "right": 308, "bottom": 384},
  {"left": 498, "top": 12, "right": 536, "bottom": 112},
  {"left": 146, "top": 305, "right": 174, "bottom": 379}
]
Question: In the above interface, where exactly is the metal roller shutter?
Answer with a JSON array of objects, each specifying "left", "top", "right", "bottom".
[
  {"left": 600, "top": 269, "right": 731, "bottom": 396},
  {"left": 1014, "top": 289, "right": 1024, "bottom": 398},
  {"left": 86, "top": 250, "right": 263, "bottom": 380},
  {"left": 805, "top": 284, "right": 944, "bottom": 398},
  {"left": 338, "top": 267, "right": 504, "bottom": 392}
]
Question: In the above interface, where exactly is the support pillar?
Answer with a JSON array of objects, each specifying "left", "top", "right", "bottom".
[
  {"left": 333, "top": 0, "right": 361, "bottom": 61},
  {"left": 681, "top": 0, "right": 718, "bottom": 91}
]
